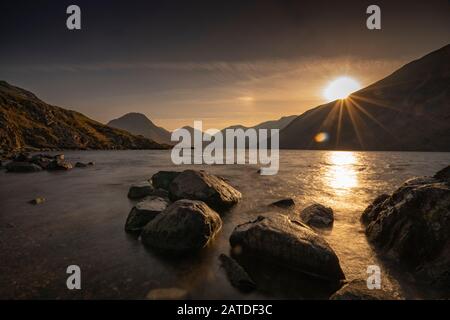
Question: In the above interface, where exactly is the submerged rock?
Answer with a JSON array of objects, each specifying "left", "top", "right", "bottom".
[
  {"left": 229, "top": 214, "right": 345, "bottom": 282},
  {"left": 75, "top": 162, "right": 88, "bottom": 168},
  {"left": 151, "top": 171, "right": 181, "bottom": 191},
  {"left": 6, "top": 161, "right": 42, "bottom": 173},
  {"left": 300, "top": 203, "right": 334, "bottom": 228},
  {"left": 29, "top": 197, "right": 46, "bottom": 205},
  {"left": 362, "top": 166, "right": 450, "bottom": 295},
  {"left": 141, "top": 199, "right": 222, "bottom": 253},
  {"left": 219, "top": 254, "right": 256, "bottom": 292},
  {"left": 270, "top": 198, "right": 295, "bottom": 208},
  {"left": 125, "top": 196, "right": 169, "bottom": 233},
  {"left": 169, "top": 170, "right": 242, "bottom": 211},
  {"left": 330, "top": 280, "right": 397, "bottom": 300},
  {"left": 127, "top": 181, "right": 154, "bottom": 199}
]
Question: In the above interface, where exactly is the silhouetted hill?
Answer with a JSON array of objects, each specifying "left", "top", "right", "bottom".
[
  {"left": 107, "top": 112, "right": 172, "bottom": 145},
  {"left": 279, "top": 44, "right": 450, "bottom": 151},
  {"left": 0, "top": 82, "right": 167, "bottom": 151}
]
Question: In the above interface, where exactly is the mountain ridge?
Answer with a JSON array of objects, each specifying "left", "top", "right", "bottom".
[
  {"left": 279, "top": 44, "right": 450, "bottom": 151},
  {"left": 0, "top": 81, "right": 167, "bottom": 151}
]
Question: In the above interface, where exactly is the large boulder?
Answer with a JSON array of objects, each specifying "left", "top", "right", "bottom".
[
  {"left": 169, "top": 170, "right": 242, "bottom": 211},
  {"left": 361, "top": 167, "right": 450, "bottom": 295},
  {"left": 330, "top": 280, "right": 397, "bottom": 300},
  {"left": 151, "top": 171, "right": 181, "bottom": 190},
  {"left": 128, "top": 181, "right": 154, "bottom": 199},
  {"left": 6, "top": 161, "right": 42, "bottom": 173},
  {"left": 141, "top": 199, "right": 222, "bottom": 253},
  {"left": 125, "top": 196, "right": 169, "bottom": 233},
  {"left": 229, "top": 214, "right": 345, "bottom": 282},
  {"left": 300, "top": 203, "right": 334, "bottom": 228}
]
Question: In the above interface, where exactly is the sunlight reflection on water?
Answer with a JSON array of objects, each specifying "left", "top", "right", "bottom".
[{"left": 326, "top": 151, "right": 359, "bottom": 193}]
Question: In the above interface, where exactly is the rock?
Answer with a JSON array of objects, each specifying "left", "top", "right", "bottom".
[
  {"left": 6, "top": 161, "right": 42, "bottom": 173},
  {"left": 75, "top": 162, "right": 88, "bottom": 168},
  {"left": 361, "top": 194, "right": 390, "bottom": 224},
  {"left": 141, "top": 199, "right": 222, "bottom": 253},
  {"left": 30, "top": 154, "right": 53, "bottom": 169},
  {"left": 434, "top": 165, "right": 450, "bottom": 181},
  {"left": 127, "top": 181, "right": 154, "bottom": 199},
  {"left": 219, "top": 254, "right": 256, "bottom": 292},
  {"left": 151, "top": 188, "right": 170, "bottom": 198},
  {"left": 146, "top": 288, "right": 188, "bottom": 300},
  {"left": 151, "top": 171, "right": 181, "bottom": 191},
  {"left": 125, "top": 196, "right": 169, "bottom": 233},
  {"left": 362, "top": 168, "right": 450, "bottom": 295},
  {"left": 330, "top": 280, "right": 397, "bottom": 300},
  {"left": 13, "top": 152, "right": 31, "bottom": 162},
  {"left": 169, "top": 170, "right": 242, "bottom": 211},
  {"left": 29, "top": 197, "right": 45, "bottom": 205},
  {"left": 54, "top": 154, "right": 65, "bottom": 161},
  {"left": 229, "top": 214, "right": 345, "bottom": 282},
  {"left": 270, "top": 198, "right": 295, "bottom": 208},
  {"left": 300, "top": 203, "right": 334, "bottom": 228},
  {"left": 47, "top": 159, "right": 73, "bottom": 170}
]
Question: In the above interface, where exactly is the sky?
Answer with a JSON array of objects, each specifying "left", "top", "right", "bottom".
[{"left": 1, "top": 0, "right": 449, "bottom": 130}]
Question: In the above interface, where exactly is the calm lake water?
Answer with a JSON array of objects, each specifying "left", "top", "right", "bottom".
[{"left": 1, "top": 150, "right": 449, "bottom": 299}]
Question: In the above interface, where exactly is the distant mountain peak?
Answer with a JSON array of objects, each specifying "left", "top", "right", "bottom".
[{"left": 108, "top": 112, "right": 172, "bottom": 145}]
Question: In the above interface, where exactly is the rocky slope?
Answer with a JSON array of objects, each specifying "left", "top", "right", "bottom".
[
  {"left": 279, "top": 44, "right": 450, "bottom": 151},
  {"left": 0, "top": 81, "right": 167, "bottom": 151}
]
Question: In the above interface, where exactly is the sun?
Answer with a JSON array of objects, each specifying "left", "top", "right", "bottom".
[{"left": 323, "top": 76, "right": 362, "bottom": 101}]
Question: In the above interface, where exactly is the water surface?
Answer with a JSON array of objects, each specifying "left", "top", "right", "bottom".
[{"left": 1, "top": 150, "right": 449, "bottom": 299}]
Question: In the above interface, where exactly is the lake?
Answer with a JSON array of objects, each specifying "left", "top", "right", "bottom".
[{"left": 1, "top": 150, "right": 449, "bottom": 299}]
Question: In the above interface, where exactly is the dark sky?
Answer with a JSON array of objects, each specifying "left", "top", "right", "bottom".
[{"left": 1, "top": 0, "right": 449, "bottom": 129}]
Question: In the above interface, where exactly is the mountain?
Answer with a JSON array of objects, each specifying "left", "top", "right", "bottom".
[
  {"left": 107, "top": 112, "right": 172, "bottom": 145},
  {"left": 221, "top": 115, "right": 296, "bottom": 133},
  {"left": 0, "top": 81, "right": 167, "bottom": 151},
  {"left": 279, "top": 44, "right": 450, "bottom": 151}
]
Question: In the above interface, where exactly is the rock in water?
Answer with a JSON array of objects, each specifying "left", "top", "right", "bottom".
[
  {"left": 151, "top": 171, "right": 181, "bottom": 190},
  {"left": 434, "top": 165, "right": 450, "bottom": 182},
  {"left": 47, "top": 159, "right": 73, "bottom": 170},
  {"left": 330, "top": 280, "right": 397, "bottom": 300},
  {"left": 125, "top": 196, "right": 169, "bottom": 233},
  {"left": 29, "top": 197, "right": 46, "bottom": 205},
  {"left": 270, "top": 198, "right": 295, "bottom": 208},
  {"left": 169, "top": 170, "right": 242, "bottom": 211},
  {"left": 219, "top": 254, "right": 256, "bottom": 292},
  {"left": 75, "top": 162, "right": 88, "bottom": 168},
  {"left": 127, "top": 181, "right": 154, "bottom": 199},
  {"left": 229, "top": 214, "right": 345, "bottom": 282},
  {"left": 6, "top": 161, "right": 42, "bottom": 173},
  {"left": 361, "top": 167, "right": 450, "bottom": 295},
  {"left": 141, "top": 199, "right": 222, "bottom": 253},
  {"left": 361, "top": 194, "right": 390, "bottom": 225},
  {"left": 300, "top": 203, "right": 334, "bottom": 228}
]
